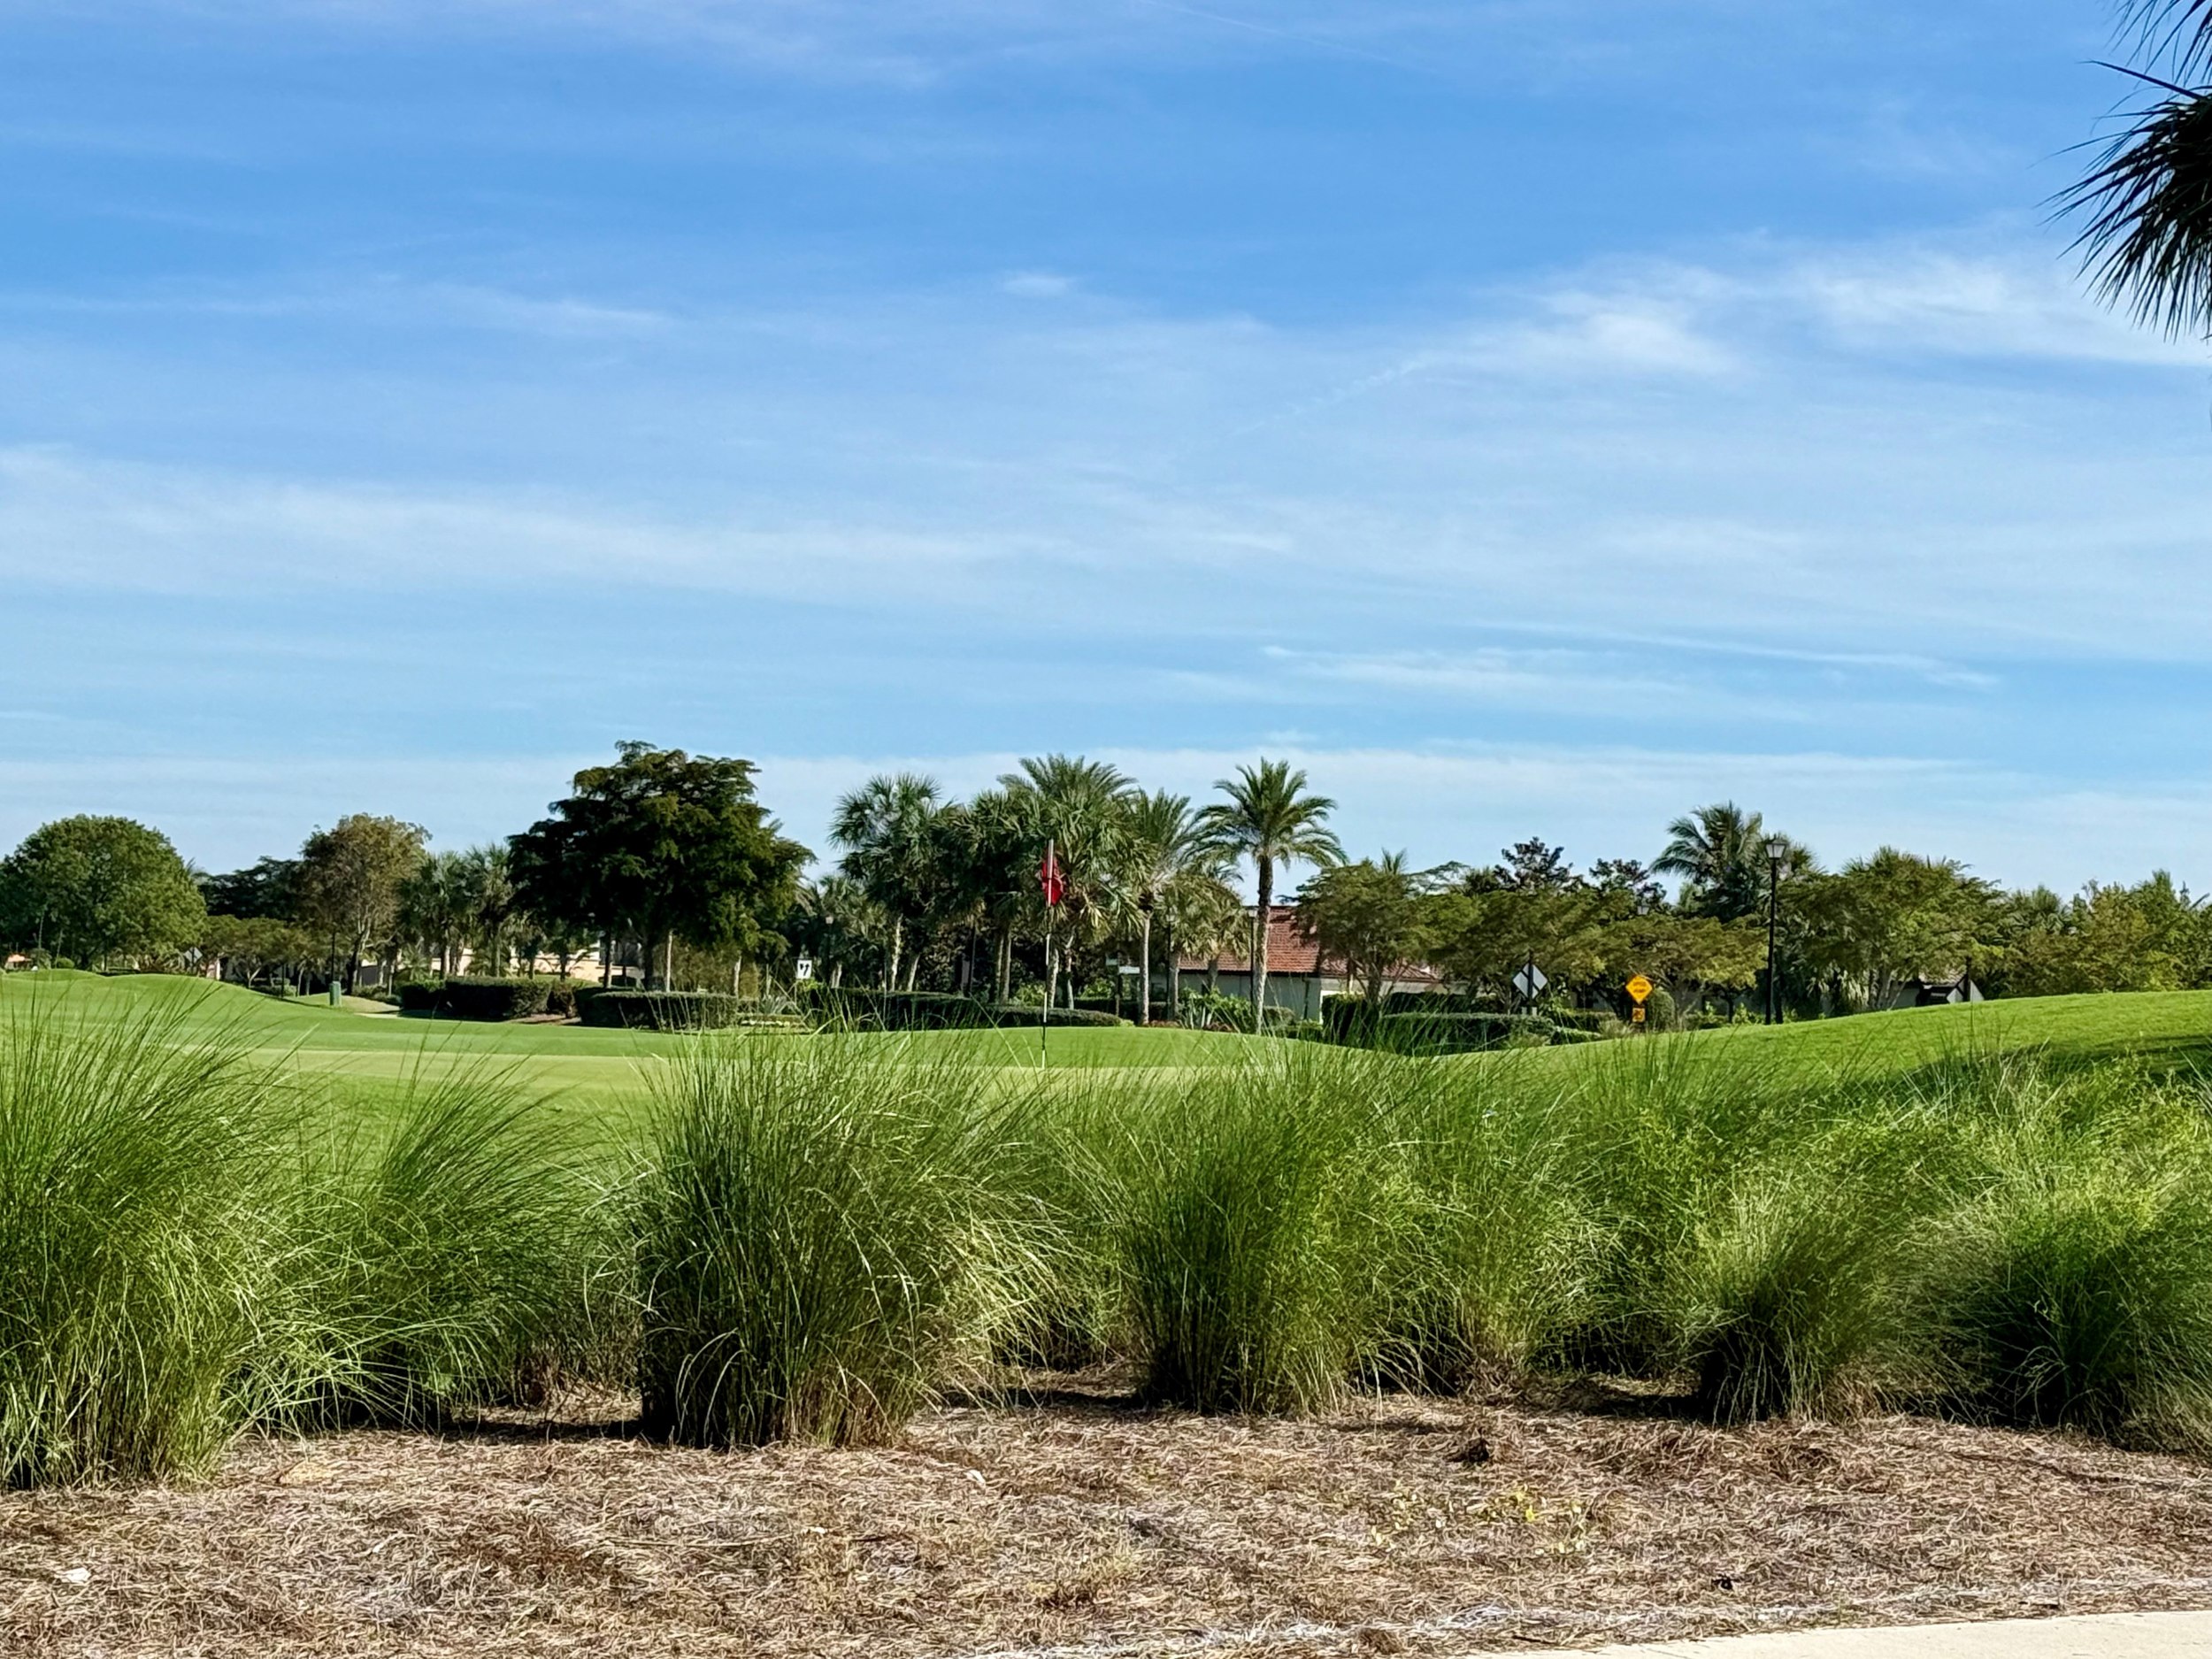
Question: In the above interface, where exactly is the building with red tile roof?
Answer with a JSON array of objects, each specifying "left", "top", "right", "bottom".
[{"left": 1176, "top": 904, "right": 1440, "bottom": 1021}]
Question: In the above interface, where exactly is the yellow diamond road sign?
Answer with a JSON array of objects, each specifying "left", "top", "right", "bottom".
[{"left": 1626, "top": 975, "right": 1654, "bottom": 1004}]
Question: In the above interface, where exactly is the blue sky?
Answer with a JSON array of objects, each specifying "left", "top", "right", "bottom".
[{"left": 4, "top": 0, "right": 2211, "bottom": 890}]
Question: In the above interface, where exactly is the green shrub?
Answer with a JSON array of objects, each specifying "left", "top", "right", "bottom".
[
  {"left": 1324, "top": 992, "right": 1504, "bottom": 1046},
  {"left": 397, "top": 978, "right": 572, "bottom": 1021},
  {"left": 628, "top": 1039, "right": 1011, "bottom": 1447},
  {"left": 1019, "top": 1005, "right": 1127, "bottom": 1028},
  {"left": 807, "top": 988, "right": 999, "bottom": 1031},
  {"left": 442, "top": 978, "right": 555, "bottom": 1021},
  {"left": 1180, "top": 988, "right": 1256, "bottom": 1032}
]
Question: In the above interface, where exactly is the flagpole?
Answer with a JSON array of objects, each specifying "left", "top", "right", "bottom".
[{"left": 1041, "top": 838, "right": 1053, "bottom": 1070}]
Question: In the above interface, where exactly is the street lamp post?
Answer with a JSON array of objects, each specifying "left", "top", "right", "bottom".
[{"left": 1763, "top": 834, "right": 1787, "bottom": 1025}]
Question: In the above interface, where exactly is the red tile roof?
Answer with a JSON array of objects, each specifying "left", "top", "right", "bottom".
[{"left": 1176, "top": 905, "right": 1440, "bottom": 984}]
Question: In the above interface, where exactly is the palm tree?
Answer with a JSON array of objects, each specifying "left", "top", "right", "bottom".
[
  {"left": 1164, "top": 872, "right": 1247, "bottom": 1024},
  {"left": 1655, "top": 803, "right": 1816, "bottom": 926},
  {"left": 458, "top": 843, "right": 516, "bottom": 975},
  {"left": 792, "top": 874, "right": 888, "bottom": 989},
  {"left": 2064, "top": 3, "right": 2212, "bottom": 337},
  {"left": 1112, "top": 791, "right": 1233, "bottom": 1025},
  {"left": 830, "top": 773, "right": 942, "bottom": 990},
  {"left": 951, "top": 786, "right": 1044, "bottom": 1002},
  {"left": 399, "top": 850, "right": 476, "bottom": 979},
  {"left": 1654, "top": 803, "right": 1770, "bottom": 922},
  {"left": 1199, "top": 760, "right": 1343, "bottom": 1025},
  {"left": 1001, "top": 755, "right": 1133, "bottom": 1008}
]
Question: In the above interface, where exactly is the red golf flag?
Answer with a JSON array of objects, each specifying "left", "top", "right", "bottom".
[{"left": 1039, "top": 843, "right": 1065, "bottom": 908}]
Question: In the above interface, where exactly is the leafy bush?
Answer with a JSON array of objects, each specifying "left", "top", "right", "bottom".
[
  {"left": 396, "top": 978, "right": 574, "bottom": 1021},
  {"left": 628, "top": 1039, "right": 1010, "bottom": 1447},
  {"left": 1180, "top": 988, "right": 1256, "bottom": 1032},
  {"left": 807, "top": 987, "right": 998, "bottom": 1031},
  {"left": 1020, "top": 1005, "right": 1127, "bottom": 1028}
]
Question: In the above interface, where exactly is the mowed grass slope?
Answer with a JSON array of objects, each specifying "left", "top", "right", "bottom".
[
  {"left": 10, "top": 971, "right": 2212, "bottom": 1103},
  {"left": 0, "top": 973, "right": 1253, "bottom": 1118}
]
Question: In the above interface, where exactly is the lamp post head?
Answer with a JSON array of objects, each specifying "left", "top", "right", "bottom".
[{"left": 1763, "top": 836, "right": 1788, "bottom": 864}]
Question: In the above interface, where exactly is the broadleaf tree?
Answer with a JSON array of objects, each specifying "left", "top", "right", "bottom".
[
  {"left": 0, "top": 816, "right": 206, "bottom": 969},
  {"left": 296, "top": 814, "right": 428, "bottom": 992},
  {"left": 510, "top": 741, "right": 809, "bottom": 990}
]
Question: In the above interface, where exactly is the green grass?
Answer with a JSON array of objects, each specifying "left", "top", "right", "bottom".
[
  {"left": 0, "top": 972, "right": 1250, "bottom": 1118},
  {"left": 631, "top": 1037, "right": 1026, "bottom": 1447},
  {"left": 12, "top": 968, "right": 2212, "bottom": 1485},
  {"left": 15, "top": 970, "right": 2212, "bottom": 1110},
  {"left": 0, "top": 999, "right": 605, "bottom": 1485}
]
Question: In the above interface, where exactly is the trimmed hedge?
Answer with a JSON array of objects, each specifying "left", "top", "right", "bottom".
[
  {"left": 1021, "top": 1006, "right": 1127, "bottom": 1028},
  {"left": 1372, "top": 1012, "right": 1555, "bottom": 1055},
  {"left": 1548, "top": 1008, "right": 1610, "bottom": 1034},
  {"left": 807, "top": 989, "right": 999, "bottom": 1031},
  {"left": 803, "top": 987, "right": 1129, "bottom": 1031},
  {"left": 396, "top": 978, "right": 575, "bottom": 1021},
  {"left": 1323, "top": 990, "right": 1508, "bottom": 1046},
  {"left": 578, "top": 990, "right": 752, "bottom": 1031}
]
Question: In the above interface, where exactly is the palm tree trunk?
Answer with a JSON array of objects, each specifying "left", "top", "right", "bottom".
[
  {"left": 1253, "top": 857, "right": 1273, "bottom": 1027},
  {"left": 1138, "top": 911, "right": 1152, "bottom": 1025},
  {"left": 1166, "top": 922, "right": 1181, "bottom": 1021},
  {"left": 887, "top": 916, "right": 902, "bottom": 991}
]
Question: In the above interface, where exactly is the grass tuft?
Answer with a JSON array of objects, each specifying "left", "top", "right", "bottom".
[
  {"left": 1107, "top": 1053, "right": 1385, "bottom": 1415},
  {"left": 0, "top": 1001, "right": 291, "bottom": 1486},
  {"left": 630, "top": 1036, "right": 1007, "bottom": 1448},
  {"left": 276, "top": 1058, "right": 603, "bottom": 1427}
]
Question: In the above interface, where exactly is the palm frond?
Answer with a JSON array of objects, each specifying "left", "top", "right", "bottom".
[
  {"left": 2124, "top": 0, "right": 2212, "bottom": 81},
  {"left": 2062, "top": 86, "right": 2212, "bottom": 338}
]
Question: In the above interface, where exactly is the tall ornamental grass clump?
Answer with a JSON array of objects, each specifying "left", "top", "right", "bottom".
[
  {"left": 1657, "top": 1124, "right": 1938, "bottom": 1422},
  {"left": 1366, "top": 1054, "right": 1600, "bottom": 1391},
  {"left": 630, "top": 1037, "right": 1015, "bottom": 1448},
  {"left": 1924, "top": 1067, "right": 2212, "bottom": 1448},
  {"left": 1106, "top": 1052, "right": 1390, "bottom": 1415},
  {"left": 0, "top": 1003, "right": 292, "bottom": 1486},
  {"left": 986, "top": 1079, "right": 1124, "bottom": 1371},
  {"left": 1495, "top": 1043, "right": 1957, "bottom": 1418},
  {"left": 275, "top": 1063, "right": 607, "bottom": 1427}
]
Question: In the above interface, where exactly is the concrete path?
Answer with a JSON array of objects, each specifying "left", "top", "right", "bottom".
[{"left": 1509, "top": 1611, "right": 2212, "bottom": 1658}]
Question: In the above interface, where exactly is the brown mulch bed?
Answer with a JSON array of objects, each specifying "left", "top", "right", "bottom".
[{"left": 7, "top": 1375, "right": 2212, "bottom": 1658}]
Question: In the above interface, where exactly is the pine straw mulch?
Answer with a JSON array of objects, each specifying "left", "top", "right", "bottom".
[{"left": 8, "top": 1373, "right": 2212, "bottom": 1659}]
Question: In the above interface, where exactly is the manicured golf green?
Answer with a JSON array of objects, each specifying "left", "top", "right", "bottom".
[
  {"left": 0, "top": 972, "right": 1252, "bottom": 1116},
  {"left": 8, "top": 970, "right": 2211, "bottom": 1119}
]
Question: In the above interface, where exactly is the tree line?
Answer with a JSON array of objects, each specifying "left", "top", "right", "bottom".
[{"left": 4, "top": 745, "right": 2211, "bottom": 1025}]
